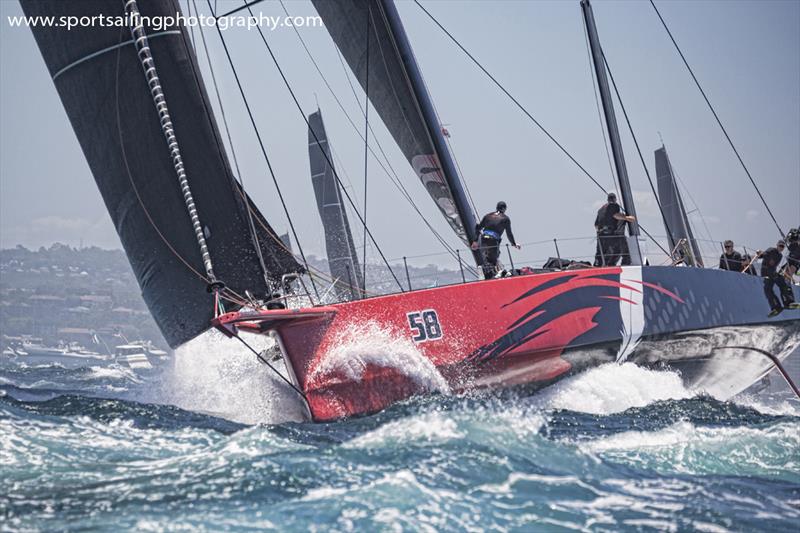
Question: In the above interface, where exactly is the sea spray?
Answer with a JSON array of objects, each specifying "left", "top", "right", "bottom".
[
  {"left": 533, "top": 363, "right": 695, "bottom": 414},
  {"left": 308, "top": 321, "right": 450, "bottom": 394},
  {"left": 147, "top": 330, "right": 307, "bottom": 424}
]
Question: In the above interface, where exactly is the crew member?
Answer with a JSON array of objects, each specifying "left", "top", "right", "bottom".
[
  {"left": 594, "top": 192, "right": 635, "bottom": 266},
  {"left": 759, "top": 240, "right": 796, "bottom": 316},
  {"left": 719, "top": 240, "right": 743, "bottom": 271},
  {"left": 471, "top": 201, "right": 520, "bottom": 279},
  {"left": 785, "top": 228, "right": 800, "bottom": 279},
  {"left": 740, "top": 254, "right": 757, "bottom": 275}
]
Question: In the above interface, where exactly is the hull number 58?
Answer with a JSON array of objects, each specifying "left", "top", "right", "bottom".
[{"left": 407, "top": 310, "right": 443, "bottom": 342}]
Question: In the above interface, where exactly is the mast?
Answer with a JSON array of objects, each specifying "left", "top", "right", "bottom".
[
  {"left": 378, "top": 0, "right": 483, "bottom": 268},
  {"left": 581, "top": 0, "right": 642, "bottom": 265}
]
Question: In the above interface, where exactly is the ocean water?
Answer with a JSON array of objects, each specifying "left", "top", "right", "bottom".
[{"left": 1, "top": 333, "right": 798, "bottom": 532}]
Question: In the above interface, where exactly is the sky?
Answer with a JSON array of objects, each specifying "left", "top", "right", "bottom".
[{"left": 1, "top": 0, "right": 798, "bottom": 271}]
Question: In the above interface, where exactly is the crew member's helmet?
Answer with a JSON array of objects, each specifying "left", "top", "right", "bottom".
[
  {"left": 787, "top": 228, "right": 800, "bottom": 243},
  {"left": 496, "top": 201, "right": 507, "bottom": 212}
]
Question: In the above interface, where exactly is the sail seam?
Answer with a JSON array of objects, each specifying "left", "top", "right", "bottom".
[{"left": 52, "top": 30, "right": 181, "bottom": 82}]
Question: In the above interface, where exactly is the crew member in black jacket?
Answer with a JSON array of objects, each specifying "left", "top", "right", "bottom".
[
  {"left": 759, "top": 239, "right": 796, "bottom": 316},
  {"left": 594, "top": 192, "right": 635, "bottom": 266},
  {"left": 471, "top": 201, "right": 520, "bottom": 279},
  {"left": 719, "top": 240, "right": 743, "bottom": 271}
]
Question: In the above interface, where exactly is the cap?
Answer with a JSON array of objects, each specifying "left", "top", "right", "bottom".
[
  {"left": 496, "top": 201, "right": 507, "bottom": 211},
  {"left": 778, "top": 240, "right": 786, "bottom": 246}
]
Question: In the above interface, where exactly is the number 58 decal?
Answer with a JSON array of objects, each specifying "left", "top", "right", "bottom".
[{"left": 407, "top": 309, "right": 443, "bottom": 342}]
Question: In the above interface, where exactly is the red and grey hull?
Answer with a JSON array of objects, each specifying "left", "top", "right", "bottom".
[{"left": 215, "top": 266, "right": 800, "bottom": 422}]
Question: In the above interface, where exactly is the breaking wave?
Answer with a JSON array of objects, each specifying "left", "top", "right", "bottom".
[
  {"left": 2, "top": 337, "right": 798, "bottom": 531},
  {"left": 145, "top": 331, "right": 308, "bottom": 425},
  {"left": 308, "top": 321, "right": 450, "bottom": 394},
  {"left": 533, "top": 363, "right": 695, "bottom": 414}
]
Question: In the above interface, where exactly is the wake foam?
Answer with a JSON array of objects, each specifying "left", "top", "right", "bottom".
[
  {"left": 580, "top": 420, "right": 800, "bottom": 478},
  {"left": 732, "top": 392, "right": 800, "bottom": 417},
  {"left": 147, "top": 331, "right": 308, "bottom": 425},
  {"left": 308, "top": 322, "right": 450, "bottom": 394},
  {"left": 533, "top": 363, "right": 695, "bottom": 415}
]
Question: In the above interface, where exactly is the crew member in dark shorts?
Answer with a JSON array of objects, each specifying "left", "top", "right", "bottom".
[
  {"left": 719, "top": 240, "right": 743, "bottom": 271},
  {"left": 594, "top": 192, "right": 635, "bottom": 266},
  {"left": 471, "top": 201, "right": 520, "bottom": 279},
  {"left": 759, "top": 240, "right": 796, "bottom": 316}
]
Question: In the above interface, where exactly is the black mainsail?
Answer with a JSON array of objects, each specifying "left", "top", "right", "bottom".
[
  {"left": 311, "top": 0, "right": 480, "bottom": 259},
  {"left": 308, "top": 110, "right": 363, "bottom": 300},
  {"left": 655, "top": 146, "right": 704, "bottom": 266},
  {"left": 22, "top": 0, "right": 302, "bottom": 348}
]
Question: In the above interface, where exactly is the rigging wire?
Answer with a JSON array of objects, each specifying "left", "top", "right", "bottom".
[
  {"left": 276, "top": 0, "right": 477, "bottom": 278},
  {"left": 412, "top": 0, "right": 671, "bottom": 258},
  {"left": 191, "top": 0, "right": 273, "bottom": 293},
  {"left": 241, "top": 3, "right": 405, "bottom": 291},
  {"left": 649, "top": 0, "right": 785, "bottom": 237},
  {"left": 128, "top": 0, "right": 219, "bottom": 283},
  {"left": 232, "top": 334, "right": 308, "bottom": 400},
  {"left": 192, "top": 2, "right": 366, "bottom": 297},
  {"left": 185, "top": 0, "right": 195, "bottom": 50},
  {"left": 361, "top": 6, "right": 371, "bottom": 293},
  {"left": 601, "top": 52, "right": 675, "bottom": 255},
  {"left": 671, "top": 161, "right": 717, "bottom": 246},
  {"left": 112, "top": 26, "right": 248, "bottom": 309},
  {"left": 333, "top": 44, "right": 471, "bottom": 269},
  {"left": 412, "top": 0, "right": 606, "bottom": 193},
  {"left": 443, "top": 130, "right": 479, "bottom": 216},
  {"left": 204, "top": 0, "right": 320, "bottom": 299},
  {"left": 184, "top": 37, "right": 368, "bottom": 302},
  {"left": 218, "top": 0, "right": 265, "bottom": 18}
]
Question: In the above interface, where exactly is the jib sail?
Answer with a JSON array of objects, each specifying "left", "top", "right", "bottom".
[
  {"left": 655, "top": 146, "right": 704, "bottom": 267},
  {"left": 311, "top": 0, "right": 478, "bottom": 248},
  {"left": 308, "top": 110, "right": 363, "bottom": 300},
  {"left": 22, "top": 0, "right": 303, "bottom": 347}
]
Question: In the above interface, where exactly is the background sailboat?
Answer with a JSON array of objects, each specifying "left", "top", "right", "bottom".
[
  {"left": 656, "top": 145, "right": 704, "bottom": 266},
  {"left": 308, "top": 108, "right": 363, "bottom": 300}
]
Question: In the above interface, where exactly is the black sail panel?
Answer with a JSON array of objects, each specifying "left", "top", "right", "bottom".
[
  {"left": 308, "top": 110, "right": 363, "bottom": 300},
  {"left": 22, "top": 0, "right": 302, "bottom": 347},
  {"left": 311, "top": 0, "right": 470, "bottom": 243},
  {"left": 655, "top": 147, "right": 704, "bottom": 267}
]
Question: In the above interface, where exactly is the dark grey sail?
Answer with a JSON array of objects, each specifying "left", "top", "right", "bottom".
[
  {"left": 311, "top": 0, "right": 478, "bottom": 250},
  {"left": 655, "top": 146, "right": 704, "bottom": 266},
  {"left": 22, "top": 0, "right": 302, "bottom": 348},
  {"left": 279, "top": 233, "right": 293, "bottom": 253},
  {"left": 308, "top": 110, "right": 363, "bottom": 300}
]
